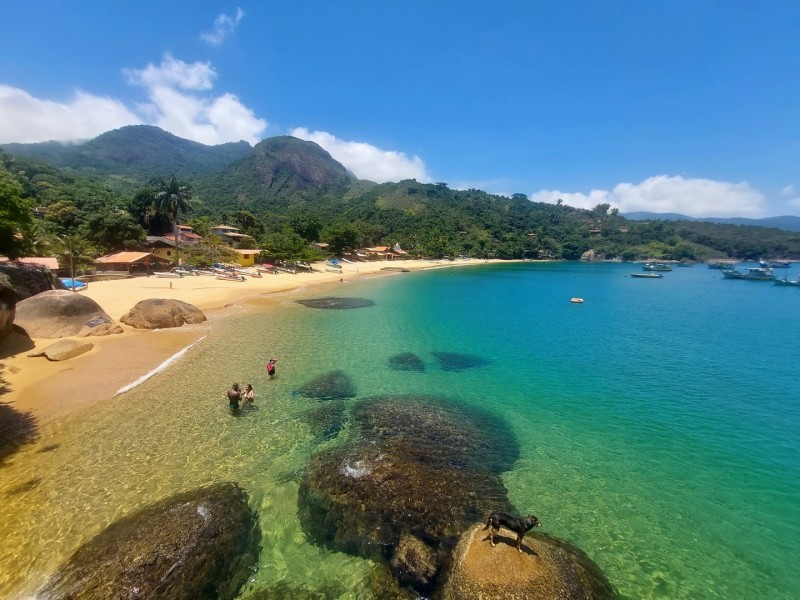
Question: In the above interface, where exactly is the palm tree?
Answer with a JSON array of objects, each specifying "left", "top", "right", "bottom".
[
  {"left": 153, "top": 176, "right": 193, "bottom": 264},
  {"left": 53, "top": 234, "right": 94, "bottom": 290}
]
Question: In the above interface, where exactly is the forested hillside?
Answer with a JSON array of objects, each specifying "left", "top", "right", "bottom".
[{"left": 2, "top": 126, "right": 800, "bottom": 263}]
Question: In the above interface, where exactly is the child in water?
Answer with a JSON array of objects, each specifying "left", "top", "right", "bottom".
[{"left": 266, "top": 358, "right": 277, "bottom": 379}]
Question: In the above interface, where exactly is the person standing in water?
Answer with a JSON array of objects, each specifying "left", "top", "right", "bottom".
[
  {"left": 242, "top": 384, "right": 254, "bottom": 408},
  {"left": 227, "top": 383, "right": 242, "bottom": 411},
  {"left": 266, "top": 358, "right": 277, "bottom": 380}
]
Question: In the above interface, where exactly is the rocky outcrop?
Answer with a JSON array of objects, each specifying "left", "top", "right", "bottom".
[
  {"left": 303, "top": 398, "right": 346, "bottom": 443},
  {"left": 14, "top": 290, "right": 121, "bottom": 339},
  {"left": 120, "top": 298, "right": 207, "bottom": 329},
  {"left": 38, "top": 482, "right": 260, "bottom": 600},
  {"left": 442, "top": 524, "right": 617, "bottom": 600},
  {"left": 297, "top": 370, "right": 357, "bottom": 400},
  {"left": 29, "top": 339, "right": 93, "bottom": 361},
  {"left": 297, "top": 395, "right": 520, "bottom": 594},
  {"left": 0, "top": 275, "right": 15, "bottom": 346},
  {"left": 0, "top": 262, "right": 61, "bottom": 301}
]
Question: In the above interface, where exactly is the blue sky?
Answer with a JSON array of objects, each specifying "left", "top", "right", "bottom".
[{"left": 1, "top": 1, "right": 799, "bottom": 217}]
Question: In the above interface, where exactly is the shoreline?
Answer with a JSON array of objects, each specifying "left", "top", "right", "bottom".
[{"left": 1, "top": 259, "right": 501, "bottom": 426}]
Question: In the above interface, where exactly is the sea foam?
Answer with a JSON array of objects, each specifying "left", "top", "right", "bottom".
[{"left": 114, "top": 336, "right": 207, "bottom": 397}]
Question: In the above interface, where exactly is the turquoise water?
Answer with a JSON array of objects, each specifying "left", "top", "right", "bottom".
[{"left": 1, "top": 262, "right": 798, "bottom": 598}]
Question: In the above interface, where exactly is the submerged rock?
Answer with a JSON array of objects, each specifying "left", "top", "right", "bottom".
[
  {"left": 432, "top": 352, "right": 491, "bottom": 372},
  {"left": 14, "top": 290, "right": 121, "bottom": 339},
  {"left": 297, "top": 370, "right": 357, "bottom": 400},
  {"left": 388, "top": 352, "right": 426, "bottom": 372},
  {"left": 303, "top": 399, "right": 346, "bottom": 443},
  {"left": 298, "top": 395, "right": 520, "bottom": 593},
  {"left": 442, "top": 524, "right": 617, "bottom": 600},
  {"left": 121, "top": 298, "right": 207, "bottom": 329},
  {"left": 38, "top": 482, "right": 260, "bottom": 600},
  {"left": 295, "top": 297, "right": 375, "bottom": 310}
]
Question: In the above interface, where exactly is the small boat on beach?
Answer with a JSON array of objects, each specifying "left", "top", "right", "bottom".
[
  {"left": 721, "top": 267, "right": 775, "bottom": 281},
  {"left": 155, "top": 271, "right": 182, "bottom": 278},
  {"left": 257, "top": 263, "right": 278, "bottom": 274},
  {"left": 216, "top": 273, "right": 245, "bottom": 282},
  {"left": 59, "top": 277, "right": 88, "bottom": 290},
  {"left": 631, "top": 272, "right": 663, "bottom": 278}
]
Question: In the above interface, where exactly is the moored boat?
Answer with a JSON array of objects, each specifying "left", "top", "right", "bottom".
[
  {"left": 707, "top": 260, "right": 736, "bottom": 269},
  {"left": 643, "top": 262, "right": 672, "bottom": 272},
  {"left": 759, "top": 259, "right": 792, "bottom": 269},
  {"left": 631, "top": 272, "right": 663, "bottom": 278},
  {"left": 721, "top": 267, "right": 775, "bottom": 281},
  {"left": 774, "top": 274, "right": 800, "bottom": 286}
]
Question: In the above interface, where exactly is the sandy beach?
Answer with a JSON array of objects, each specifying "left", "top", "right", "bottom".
[{"left": 1, "top": 258, "right": 488, "bottom": 425}]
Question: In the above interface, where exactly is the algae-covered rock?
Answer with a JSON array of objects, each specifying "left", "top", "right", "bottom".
[
  {"left": 297, "top": 370, "right": 356, "bottom": 400},
  {"left": 297, "top": 395, "right": 520, "bottom": 592},
  {"left": 442, "top": 524, "right": 617, "bottom": 600},
  {"left": 390, "top": 533, "right": 438, "bottom": 589},
  {"left": 121, "top": 298, "right": 207, "bottom": 329},
  {"left": 39, "top": 482, "right": 260, "bottom": 600},
  {"left": 303, "top": 399, "right": 346, "bottom": 443},
  {"left": 388, "top": 352, "right": 426, "bottom": 372}
]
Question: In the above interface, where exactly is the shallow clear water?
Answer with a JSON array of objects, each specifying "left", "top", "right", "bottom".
[{"left": 1, "top": 262, "right": 798, "bottom": 598}]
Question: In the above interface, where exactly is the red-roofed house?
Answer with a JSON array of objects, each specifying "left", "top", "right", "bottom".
[{"left": 95, "top": 252, "right": 170, "bottom": 275}]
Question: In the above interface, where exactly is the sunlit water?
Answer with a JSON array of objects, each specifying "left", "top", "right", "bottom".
[{"left": 1, "top": 262, "right": 798, "bottom": 598}]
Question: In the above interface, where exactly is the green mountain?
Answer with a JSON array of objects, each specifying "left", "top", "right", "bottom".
[
  {"left": 3, "top": 127, "right": 800, "bottom": 262},
  {"left": 623, "top": 211, "right": 800, "bottom": 233},
  {"left": 1, "top": 126, "right": 251, "bottom": 192}
]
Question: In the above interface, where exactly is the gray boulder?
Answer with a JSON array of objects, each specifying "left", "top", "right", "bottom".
[
  {"left": 29, "top": 339, "right": 93, "bottom": 361},
  {"left": 121, "top": 298, "right": 207, "bottom": 329},
  {"left": 14, "top": 290, "right": 121, "bottom": 339},
  {"left": 38, "top": 482, "right": 261, "bottom": 600},
  {"left": 0, "top": 262, "right": 62, "bottom": 301},
  {"left": 442, "top": 524, "right": 617, "bottom": 600},
  {"left": 0, "top": 275, "right": 15, "bottom": 345}
]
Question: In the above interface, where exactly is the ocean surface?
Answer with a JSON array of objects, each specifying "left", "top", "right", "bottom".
[{"left": 1, "top": 261, "right": 798, "bottom": 599}]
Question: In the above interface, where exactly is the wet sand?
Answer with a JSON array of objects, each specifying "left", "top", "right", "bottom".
[{"left": 1, "top": 259, "right": 492, "bottom": 425}]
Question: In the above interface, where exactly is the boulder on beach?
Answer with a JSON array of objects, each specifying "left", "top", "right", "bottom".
[
  {"left": 297, "top": 395, "right": 520, "bottom": 593},
  {"left": 38, "top": 482, "right": 261, "bottom": 600},
  {"left": 120, "top": 298, "right": 207, "bottom": 329},
  {"left": 295, "top": 297, "right": 375, "bottom": 310},
  {"left": 0, "top": 276, "right": 15, "bottom": 346},
  {"left": 296, "top": 370, "right": 357, "bottom": 400},
  {"left": 0, "top": 262, "right": 61, "bottom": 302},
  {"left": 29, "top": 339, "right": 93, "bottom": 361},
  {"left": 13, "top": 290, "right": 121, "bottom": 339},
  {"left": 388, "top": 352, "right": 426, "bottom": 372},
  {"left": 441, "top": 524, "right": 617, "bottom": 600}
]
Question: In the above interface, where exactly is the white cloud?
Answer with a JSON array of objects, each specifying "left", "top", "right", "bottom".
[
  {"left": 201, "top": 8, "right": 245, "bottom": 46},
  {"left": 530, "top": 175, "right": 767, "bottom": 218},
  {"left": 125, "top": 53, "right": 215, "bottom": 90},
  {"left": 290, "top": 127, "right": 431, "bottom": 183},
  {"left": 0, "top": 85, "right": 140, "bottom": 143},
  {"left": 0, "top": 53, "right": 267, "bottom": 145},
  {"left": 780, "top": 184, "right": 796, "bottom": 197}
]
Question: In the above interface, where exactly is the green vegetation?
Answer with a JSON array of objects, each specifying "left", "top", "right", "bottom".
[{"left": 2, "top": 127, "right": 799, "bottom": 265}]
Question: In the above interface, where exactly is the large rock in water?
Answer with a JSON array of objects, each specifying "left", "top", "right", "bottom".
[
  {"left": 14, "top": 290, "right": 121, "bottom": 339},
  {"left": 298, "top": 395, "right": 520, "bottom": 593},
  {"left": 38, "top": 482, "right": 260, "bottom": 600},
  {"left": 442, "top": 524, "right": 617, "bottom": 600},
  {"left": 121, "top": 298, "right": 207, "bottom": 329}
]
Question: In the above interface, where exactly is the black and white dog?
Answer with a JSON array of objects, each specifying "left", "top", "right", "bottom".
[{"left": 483, "top": 512, "right": 542, "bottom": 553}]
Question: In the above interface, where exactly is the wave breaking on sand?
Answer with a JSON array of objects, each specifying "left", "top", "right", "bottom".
[{"left": 114, "top": 336, "right": 207, "bottom": 397}]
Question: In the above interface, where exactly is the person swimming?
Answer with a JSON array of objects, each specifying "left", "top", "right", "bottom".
[{"left": 266, "top": 358, "right": 277, "bottom": 379}]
